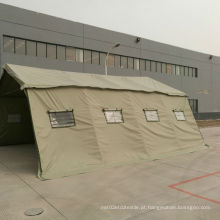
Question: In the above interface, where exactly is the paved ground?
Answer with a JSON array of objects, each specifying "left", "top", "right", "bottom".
[
  {"left": 0, "top": 127, "right": 219, "bottom": 220},
  {"left": 197, "top": 119, "right": 220, "bottom": 128}
]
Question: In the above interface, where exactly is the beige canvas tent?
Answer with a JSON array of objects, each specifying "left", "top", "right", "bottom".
[{"left": 0, "top": 64, "right": 204, "bottom": 179}]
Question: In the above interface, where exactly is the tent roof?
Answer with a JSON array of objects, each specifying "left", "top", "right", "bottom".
[{"left": 3, "top": 64, "right": 186, "bottom": 96}]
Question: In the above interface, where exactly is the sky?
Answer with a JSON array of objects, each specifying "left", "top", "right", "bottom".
[{"left": 1, "top": 0, "right": 220, "bottom": 56}]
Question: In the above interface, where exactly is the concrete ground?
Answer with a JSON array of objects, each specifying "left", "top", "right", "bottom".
[
  {"left": 197, "top": 119, "right": 220, "bottom": 128},
  {"left": 0, "top": 127, "right": 219, "bottom": 220}
]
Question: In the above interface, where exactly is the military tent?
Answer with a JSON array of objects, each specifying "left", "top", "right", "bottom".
[{"left": 0, "top": 64, "right": 204, "bottom": 179}]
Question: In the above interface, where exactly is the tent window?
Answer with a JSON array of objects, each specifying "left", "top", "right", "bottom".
[
  {"left": 174, "top": 111, "right": 186, "bottom": 121},
  {"left": 103, "top": 109, "right": 124, "bottom": 124},
  {"left": 8, "top": 114, "right": 21, "bottom": 123},
  {"left": 48, "top": 110, "right": 75, "bottom": 128},
  {"left": 143, "top": 110, "right": 159, "bottom": 122}
]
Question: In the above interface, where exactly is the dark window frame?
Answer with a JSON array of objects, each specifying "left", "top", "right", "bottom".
[
  {"left": 103, "top": 109, "right": 124, "bottom": 124},
  {"left": 173, "top": 110, "right": 186, "bottom": 121},
  {"left": 143, "top": 109, "right": 160, "bottom": 122},
  {"left": 48, "top": 110, "right": 76, "bottom": 128}
]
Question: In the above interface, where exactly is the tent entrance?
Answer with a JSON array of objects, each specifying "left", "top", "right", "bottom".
[
  {"left": 0, "top": 72, "right": 35, "bottom": 146},
  {"left": 0, "top": 96, "right": 35, "bottom": 146}
]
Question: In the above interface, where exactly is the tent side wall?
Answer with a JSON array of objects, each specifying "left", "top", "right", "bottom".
[{"left": 27, "top": 87, "right": 204, "bottom": 180}]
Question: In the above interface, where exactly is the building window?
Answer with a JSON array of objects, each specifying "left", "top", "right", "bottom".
[
  {"left": 184, "top": 67, "right": 189, "bottom": 76},
  {"left": 166, "top": 64, "right": 172, "bottom": 74},
  {"left": 143, "top": 110, "right": 159, "bottom": 122},
  {"left": 192, "top": 68, "right": 196, "bottom": 77},
  {"left": 114, "top": 55, "right": 120, "bottom": 68},
  {"left": 173, "top": 111, "right": 186, "bottom": 121},
  {"left": 162, "top": 63, "right": 166, "bottom": 73},
  {"left": 176, "top": 66, "right": 180, "bottom": 76},
  {"left": 140, "top": 59, "right": 145, "bottom": 71},
  {"left": 146, "top": 60, "right": 151, "bottom": 71},
  {"left": 3, "top": 36, "right": 14, "bottom": 53},
  {"left": 151, "top": 61, "right": 156, "bottom": 72},
  {"left": 188, "top": 99, "right": 198, "bottom": 113},
  {"left": 26, "top": 40, "right": 36, "bottom": 56},
  {"left": 84, "top": 50, "right": 92, "bottom": 64},
  {"left": 47, "top": 44, "right": 56, "bottom": 59},
  {"left": 127, "top": 57, "right": 133, "bottom": 69},
  {"left": 37, "top": 42, "right": 46, "bottom": 57},
  {"left": 92, "top": 51, "right": 99, "bottom": 65},
  {"left": 57, "top": 45, "right": 65, "bottom": 60},
  {"left": 66, "top": 47, "right": 75, "bottom": 61},
  {"left": 3, "top": 35, "right": 199, "bottom": 79},
  {"left": 180, "top": 66, "right": 184, "bottom": 75},
  {"left": 8, "top": 114, "right": 21, "bottom": 123},
  {"left": 156, "top": 62, "right": 161, "bottom": 73},
  {"left": 121, "top": 56, "right": 128, "bottom": 69},
  {"left": 15, "top": 38, "right": 25, "bottom": 55},
  {"left": 194, "top": 68, "right": 198, "bottom": 78},
  {"left": 171, "top": 65, "right": 176, "bottom": 75},
  {"left": 188, "top": 68, "right": 193, "bottom": 77},
  {"left": 134, "top": 58, "right": 140, "bottom": 70},
  {"left": 100, "top": 52, "right": 106, "bottom": 65},
  {"left": 103, "top": 109, "right": 124, "bottom": 124},
  {"left": 48, "top": 110, "right": 75, "bottom": 128},
  {"left": 76, "top": 49, "right": 83, "bottom": 63},
  {"left": 107, "top": 54, "right": 114, "bottom": 67}
]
